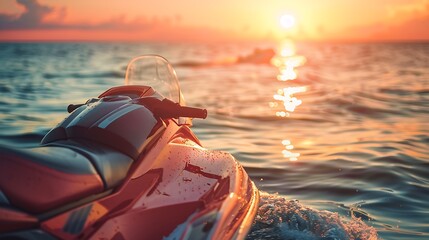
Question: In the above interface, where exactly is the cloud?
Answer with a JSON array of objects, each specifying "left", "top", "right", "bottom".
[
  {"left": 0, "top": 0, "right": 161, "bottom": 31},
  {"left": 387, "top": 0, "right": 429, "bottom": 22},
  {"left": 0, "top": 0, "right": 53, "bottom": 29},
  {"left": 371, "top": 13, "right": 429, "bottom": 41},
  {"left": 370, "top": 0, "right": 429, "bottom": 40},
  {"left": 331, "top": 1, "right": 429, "bottom": 42},
  {"left": 0, "top": 0, "right": 238, "bottom": 42}
]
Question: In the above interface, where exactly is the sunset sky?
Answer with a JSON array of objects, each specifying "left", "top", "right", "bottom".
[{"left": 0, "top": 0, "right": 428, "bottom": 42}]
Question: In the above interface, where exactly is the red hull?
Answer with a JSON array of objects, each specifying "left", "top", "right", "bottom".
[{"left": 0, "top": 85, "right": 259, "bottom": 239}]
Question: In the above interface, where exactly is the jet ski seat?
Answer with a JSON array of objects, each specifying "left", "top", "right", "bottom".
[
  {"left": 0, "top": 144, "right": 103, "bottom": 213},
  {"left": 48, "top": 139, "right": 134, "bottom": 189},
  {"left": 0, "top": 140, "right": 133, "bottom": 214}
]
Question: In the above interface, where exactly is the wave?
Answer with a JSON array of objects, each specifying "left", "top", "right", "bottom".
[
  {"left": 43, "top": 71, "right": 123, "bottom": 79},
  {"left": 174, "top": 48, "right": 276, "bottom": 68},
  {"left": 0, "top": 132, "right": 45, "bottom": 147},
  {"left": 210, "top": 112, "right": 338, "bottom": 124},
  {"left": 174, "top": 60, "right": 211, "bottom": 68},
  {"left": 247, "top": 193, "right": 378, "bottom": 240}
]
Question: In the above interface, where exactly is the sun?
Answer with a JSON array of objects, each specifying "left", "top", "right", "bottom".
[{"left": 280, "top": 14, "right": 296, "bottom": 29}]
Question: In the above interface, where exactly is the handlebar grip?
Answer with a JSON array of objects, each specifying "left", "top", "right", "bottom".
[
  {"left": 67, "top": 104, "right": 84, "bottom": 113},
  {"left": 179, "top": 106, "right": 208, "bottom": 119}
]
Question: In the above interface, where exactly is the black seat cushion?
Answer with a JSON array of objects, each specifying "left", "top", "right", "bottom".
[
  {"left": 0, "top": 145, "right": 104, "bottom": 213},
  {"left": 47, "top": 140, "right": 134, "bottom": 189}
]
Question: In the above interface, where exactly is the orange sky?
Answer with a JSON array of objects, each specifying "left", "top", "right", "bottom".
[{"left": 0, "top": 0, "right": 428, "bottom": 42}]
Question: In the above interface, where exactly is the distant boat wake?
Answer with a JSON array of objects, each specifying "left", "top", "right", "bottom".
[
  {"left": 174, "top": 48, "right": 276, "bottom": 68},
  {"left": 247, "top": 193, "right": 378, "bottom": 240}
]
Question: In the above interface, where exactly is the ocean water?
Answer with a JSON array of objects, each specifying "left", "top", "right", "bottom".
[{"left": 0, "top": 41, "right": 428, "bottom": 239}]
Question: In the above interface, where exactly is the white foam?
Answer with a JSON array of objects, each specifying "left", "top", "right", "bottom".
[{"left": 247, "top": 193, "right": 378, "bottom": 240}]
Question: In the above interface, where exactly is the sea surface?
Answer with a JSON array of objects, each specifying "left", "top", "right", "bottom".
[{"left": 0, "top": 41, "right": 428, "bottom": 239}]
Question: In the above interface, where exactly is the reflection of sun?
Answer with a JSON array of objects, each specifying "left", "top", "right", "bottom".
[{"left": 280, "top": 14, "right": 296, "bottom": 29}]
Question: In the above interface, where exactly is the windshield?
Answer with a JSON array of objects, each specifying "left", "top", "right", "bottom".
[
  {"left": 125, "top": 55, "right": 190, "bottom": 125},
  {"left": 125, "top": 55, "right": 185, "bottom": 105}
]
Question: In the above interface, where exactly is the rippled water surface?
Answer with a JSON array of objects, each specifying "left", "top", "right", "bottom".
[{"left": 0, "top": 42, "right": 428, "bottom": 239}]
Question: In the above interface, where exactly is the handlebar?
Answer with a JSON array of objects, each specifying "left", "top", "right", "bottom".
[
  {"left": 135, "top": 97, "right": 207, "bottom": 119},
  {"left": 68, "top": 97, "right": 207, "bottom": 119}
]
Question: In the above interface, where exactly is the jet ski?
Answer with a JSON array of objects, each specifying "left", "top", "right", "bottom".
[{"left": 0, "top": 55, "right": 259, "bottom": 239}]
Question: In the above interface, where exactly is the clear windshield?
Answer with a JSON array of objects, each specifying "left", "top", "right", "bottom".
[{"left": 125, "top": 55, "right": 185, "bottom": 105}]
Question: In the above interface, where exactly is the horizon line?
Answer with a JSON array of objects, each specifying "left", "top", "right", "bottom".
[{"left": 1, "top": 38, "right": 428, "bottom": 44}]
